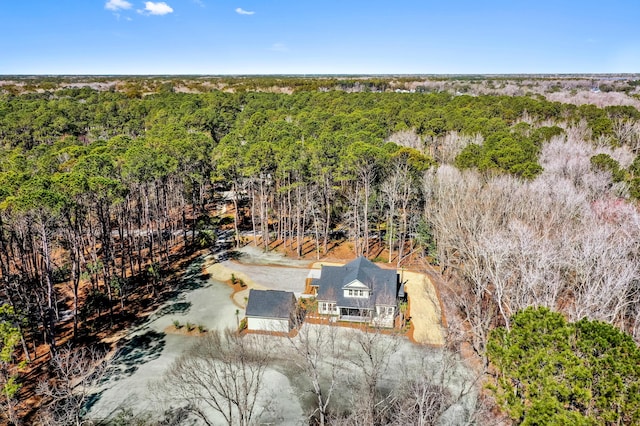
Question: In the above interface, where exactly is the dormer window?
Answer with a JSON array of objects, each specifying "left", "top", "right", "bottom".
[{"left": 346, "top": 289, "right": 369, "bottom": 298}]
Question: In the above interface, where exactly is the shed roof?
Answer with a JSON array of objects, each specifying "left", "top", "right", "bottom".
[{"left": 245, "top": 289, "right": 296, "bottom": 319}]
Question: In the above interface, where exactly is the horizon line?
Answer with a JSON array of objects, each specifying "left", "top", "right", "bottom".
[{"left": 1, "top": 73, "right": 640, "bottom": 78}]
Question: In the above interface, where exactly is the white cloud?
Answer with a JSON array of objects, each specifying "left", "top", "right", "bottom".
[
  {"left": 269, "top": 42, "right": 288, "bottom": 52},
  {"left": 105, "top": 0, "right": 132, "bottom": 11},
  {"left": 143, "top": 2, "right": 174, "bottom": 15},
  {"left": 235, "top": 7, "right": 255, "bottom": 15}
]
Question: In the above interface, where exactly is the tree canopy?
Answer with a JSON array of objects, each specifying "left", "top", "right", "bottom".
[
  {"left": 1, "top": 79, "right": 640, "bottom": 423},
  {"left": 487, "top": 307, "right": 640, "bottom": 425}
]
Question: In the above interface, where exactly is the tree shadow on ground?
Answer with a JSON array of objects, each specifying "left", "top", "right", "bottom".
[
  {"left": 82, "top": 331, "right": 166, "bottom": 418},
  {"left": 105, "top": 330, "right": 166, "bottom": 383},
  {"left": 226, "top": 250, "right": 242, "bottom": 260},
  {"left": 171, "top": 256, "right": 210, "bottom": 293},
  {"left": 153, "top": 301, "right": 192, "bottom": 317},
  {"left": 83, "top": 390, "right": 106, "bottom": 417}
]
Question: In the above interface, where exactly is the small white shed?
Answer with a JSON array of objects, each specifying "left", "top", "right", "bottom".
[{"left": 245, "top": 289, "right": 297, "bottom": 333}]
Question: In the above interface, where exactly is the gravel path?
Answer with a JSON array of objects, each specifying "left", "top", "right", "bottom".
[{"left": 222, "top": 261, "right": 309, "bottom": 293}]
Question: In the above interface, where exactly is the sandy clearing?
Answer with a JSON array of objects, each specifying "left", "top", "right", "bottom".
[
  {"left": 204, "top": 259, "right": 265, "bottom": 289},
  {"left": 403, "top": 270, "right": 445, "bottom": 346},
  {"left": 222, "top": 261, "right": 310, "bottom": 294},
  {"left": 234, "top": 244, "right": 312, "bottom": 267}
]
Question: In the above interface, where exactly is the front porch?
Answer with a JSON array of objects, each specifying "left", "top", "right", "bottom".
[{"left": 339, "top": 307, "right": 372, "bottom": 322}]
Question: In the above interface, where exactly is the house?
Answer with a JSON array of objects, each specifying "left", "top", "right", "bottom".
[
  {"left": 311, "top": 257, "right": 401, "bottom": 328},
  {"left": 245, "top": 289, "right": 297, "bottom": 332}
]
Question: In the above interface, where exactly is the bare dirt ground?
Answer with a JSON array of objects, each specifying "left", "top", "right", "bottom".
[{"left": 403, "top": 270, "right": 445, "bottom": 346}]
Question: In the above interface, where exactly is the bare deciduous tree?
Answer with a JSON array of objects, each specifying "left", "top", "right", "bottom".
[
  {"left": 155, "top": 329, "right": 272, "bottom": 426},
  {"left": 436, "top": 131, "right": 483, "bottom": 165},
  {"left": 389, "top": 378, "right": 450, "bottom": 426},
  {"left": 341, "top": 328, "right": 400, "bottom": 425},
  {"left": 612, "top": 118, "right": 640, "bottom": 154},
  {"left": 386, "top": 129, "right": 423, "bottom": 152},
  {"left": 287, "top": 323, "right": 341, "bottom": 426},
  {"left": 36, "top": 346, "right": 109, "bottom": 426},
  {"left": 426, "top": 134, "right": 640, "bottom": 355}
]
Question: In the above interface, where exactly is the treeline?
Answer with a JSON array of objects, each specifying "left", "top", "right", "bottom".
[
  {"left": 4, "top": 74, "right": 640, "bottom": 97},
  {"left": 0, "top": 89, "right": 638, "bottom": 344},
  {"left": 2, "top": 86, "right": 640, "bottom": 422}
]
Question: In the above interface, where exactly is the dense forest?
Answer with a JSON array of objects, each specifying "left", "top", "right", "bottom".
[{"left": 1, "top": 77, "right": 640, "bottom": 424}]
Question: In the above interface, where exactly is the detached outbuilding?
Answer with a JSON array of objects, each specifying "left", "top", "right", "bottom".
[{"left": 245, "top": 289, "right": 297, "bottom": 332}]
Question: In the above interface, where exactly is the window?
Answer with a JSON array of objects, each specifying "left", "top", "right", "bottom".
[{"left": 346, "top": 289, "right": 370, "bottom": 298}]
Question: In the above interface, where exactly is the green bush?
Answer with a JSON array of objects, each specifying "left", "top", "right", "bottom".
[{"left": 238, "top": 318, "right": 247, "bottom": 331}]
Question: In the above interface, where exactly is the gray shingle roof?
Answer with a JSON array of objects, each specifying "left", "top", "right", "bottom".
[
  {"left": 245, "top": 289, "right": 296, "bottom": 319},
  {"left": 316, "top": 257, "right": 398, "bottom": 309}
]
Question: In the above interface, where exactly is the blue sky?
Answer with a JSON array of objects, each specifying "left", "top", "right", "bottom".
[{"left": 1, "top": 1, "right": 639, "bottom": 74}]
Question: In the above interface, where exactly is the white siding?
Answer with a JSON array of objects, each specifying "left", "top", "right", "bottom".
[
  {"left": 376, "top": 305, "right": 395, "bottom": 316},
  {"left": 247, "top": 317, "right": 290, "bottom": 332},
  {"left": 344, "top": 288, "right": 370, "bottom": 298},
  {"left": 318, "top": 301, "right": 338, "bottom": 315}
]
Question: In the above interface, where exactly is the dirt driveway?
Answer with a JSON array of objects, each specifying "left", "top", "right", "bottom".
[{"left": 403, "top": 270, "right": 445, "bottom": 345}]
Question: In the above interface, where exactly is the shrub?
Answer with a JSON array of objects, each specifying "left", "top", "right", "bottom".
[{"left": 299, "top": 297, "right": 317, "bottom": 313}]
